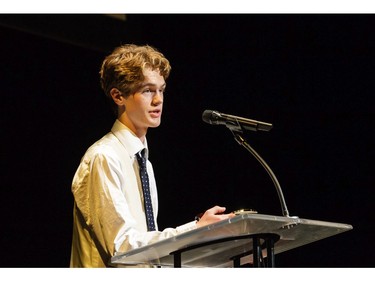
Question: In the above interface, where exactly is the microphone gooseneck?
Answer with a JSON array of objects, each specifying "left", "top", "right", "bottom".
[{"left": 232, "top": 133, "right": 290, "bottom": 217}]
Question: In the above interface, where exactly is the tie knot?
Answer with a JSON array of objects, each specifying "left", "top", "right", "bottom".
[{"left": 136, "top": 149, "right": 146, "bottom": 167}]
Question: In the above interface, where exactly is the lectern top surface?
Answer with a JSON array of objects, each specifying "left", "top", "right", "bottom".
[{"left": 110, "top": 213, "right": 352, "bottom": 267}]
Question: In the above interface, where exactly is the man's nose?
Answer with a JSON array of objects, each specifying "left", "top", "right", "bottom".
[{"left": 153, "top": 91, "right": 163, "bottom": 104}]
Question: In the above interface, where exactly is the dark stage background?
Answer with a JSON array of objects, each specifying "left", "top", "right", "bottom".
[{"left": 1, "top": 14, "right": 374, "bottom": 267}]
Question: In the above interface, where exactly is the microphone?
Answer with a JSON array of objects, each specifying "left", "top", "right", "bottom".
[{"left": 202, "top": 110, "right": 273, "bottom": 132}]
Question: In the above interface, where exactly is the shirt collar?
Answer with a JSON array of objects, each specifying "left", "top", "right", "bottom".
[{"left": 111, "top": 119, "right": 149, "bottom": 159}]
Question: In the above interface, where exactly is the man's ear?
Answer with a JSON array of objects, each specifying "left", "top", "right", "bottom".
[{"left": 110, "top": 88, "right": 125, "bottom": 106}]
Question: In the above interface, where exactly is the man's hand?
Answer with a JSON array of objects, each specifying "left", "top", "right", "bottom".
[{"left": 196, "top": 205, "right": 235, "bottom": 228}]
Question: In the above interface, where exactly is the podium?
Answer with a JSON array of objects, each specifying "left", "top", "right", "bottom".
[{"left": 110, "top": 213, "right": 353, "bottom": 267}]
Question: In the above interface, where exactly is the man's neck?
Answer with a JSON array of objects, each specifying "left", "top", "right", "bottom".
[{"left": 117, "top": 117, "right": 147, "bottom": 144}]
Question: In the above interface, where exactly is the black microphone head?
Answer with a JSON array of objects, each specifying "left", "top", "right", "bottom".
[
  {"left": 202, "top": 109, "right": 215, "bottom": 124},
  {"left": 202, "top": 110, "right": 224, "bottom": 125}
]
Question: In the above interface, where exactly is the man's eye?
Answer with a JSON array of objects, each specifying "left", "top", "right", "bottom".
[
  {"left": 143, "top": 88, "right": 153, "bottom": 94},
  {"left": 141, "top": 88, "right": 165, "bottom": 95}
]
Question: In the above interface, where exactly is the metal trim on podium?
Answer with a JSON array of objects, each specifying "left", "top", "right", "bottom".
[{"left": 110, "top": 213, "right": 353, "bottom": 267}]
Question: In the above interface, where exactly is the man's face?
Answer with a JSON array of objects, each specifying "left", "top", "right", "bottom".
[{"left": 122, "top": 69, "right": 166, "bottom": 137}]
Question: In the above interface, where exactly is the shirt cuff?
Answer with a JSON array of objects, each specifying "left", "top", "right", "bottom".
[{"left": 176, "top": 220, "right": 197, "bottom": 233}]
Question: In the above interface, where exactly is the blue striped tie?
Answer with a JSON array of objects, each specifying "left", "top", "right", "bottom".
[{"left": 136, "top": 149, "right": 156, "bottom": 231}]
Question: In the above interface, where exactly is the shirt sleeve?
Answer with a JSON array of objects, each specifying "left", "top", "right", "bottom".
[{"left": 72, "top": 149, "right": 197, "bottom": 260}]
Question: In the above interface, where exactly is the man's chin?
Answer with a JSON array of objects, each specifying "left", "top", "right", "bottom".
[{"left": 149, "top": 121, "right": 161, "bottom": 128}]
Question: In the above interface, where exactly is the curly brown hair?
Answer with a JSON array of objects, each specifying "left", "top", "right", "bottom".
[{"left": 99, "top": 44, "right": 171, "bottom": 113}]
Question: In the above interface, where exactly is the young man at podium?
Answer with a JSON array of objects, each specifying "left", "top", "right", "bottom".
[{"left": 69, "top": 44, "right": 235, "bottom": 267}]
